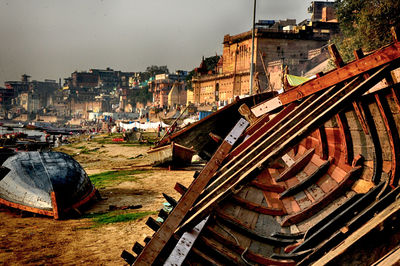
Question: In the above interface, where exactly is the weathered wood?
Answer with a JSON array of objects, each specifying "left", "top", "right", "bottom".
[
  {"left": 164, "top": 217, "right": 209, "bottom": 265},
  {"left": 215, "top": 209, "right": 295, "bottom": 246},
  {"left": 232, "top": 195, "right": 286, "bottom": 216},
  {"left": 281, "top": 166, "right": 362, "bottom": 227},
  {"left": 238, "top": 104, "right": 258, "bottom": 124},
  {"left": 121, "top": 250, "right": 136, "bottom": 265},
  {"left": 206, "top": 226, "right": 296, "bottom": 266},
  {"left": 190, "top": 245, "right": 224, "bottom": 266},
  {"left": 294, "top": 183, "right": 385, "bottom": 253},
  {"left": 317, "top": 127, "right": 329, "bottom": 160},
  {"left": 276, "top": 148, "right": 315, "bottom": 182},
  {"left": 132, "top": 242, "right": 144, "bottom": 255},
  {"left": 311, "top": 192, "right": 400, "bottom": 265},
  {"left": 174, "top": 182, "right": 188, "bottom": 196},
  {"left": 250, "top": 180, "right": 286, "bottom": 193},
  {"left": 146, "top": 217, "right": 161, "bottom": 232},
  {"left": 198, "top": 235, "right": 245, "bottom": 265},
  {"left": 251, "top": 42, "right": 400, "bottom": 114},
  {"left": 328, "top": 44, "right": 345, "bottom": 68},
  {"left": 181, "top": 65, "right": 393, "bottom": 232},
  {"left": 133, "top": 119, "right": 249, "bottom": 265},
  {"left": 360, "top": 101, "right": 383, "bottom": 184},
  {"left": 336, "top": 112, "right": 354, "bottom": 165},
  {"left": 375, "top": 93, "right": 400, "bottom": 187},
  {"left": 226, "top": 103, "right": 296, "bottom": 162},
  {"left": 162, "top": 193, "right": 177, "bottom": 208},
  {"left": 280, "top": 158, "right": 332, "bottom": 199}
]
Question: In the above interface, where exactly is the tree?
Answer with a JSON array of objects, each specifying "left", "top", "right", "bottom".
[{"left": 334, "top": 0, "right": 400, "bottom": 62}]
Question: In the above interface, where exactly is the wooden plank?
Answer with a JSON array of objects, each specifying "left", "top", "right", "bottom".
[
  {"left": 280, "top": 158, "right": 331, "bottom": 199},
  {"left": 232, "top": 195, "right": 286, "bottom": 216},
  {"left": 164, "top": 216, "right": 209, "bottom": 265},
  {"left": 312, "top": 198, "right": 400, "bottom": 266},
  {"left": 226, "top": 103, "right": 297, "bottom": 162},
  {"left": 205, "top": 226, "right": 296, "bottom": 266},
  {"left": 251, "top": 42, "right": 400, "bottom": 114},
  {"left": 375, "top": 93, "right": 400, "bottom": 187},
  {"left": 133, "top": 118, "right": 249, "bottom": 265},
  {"left": 276, "top": 148, "right": 315, "bottom": 182},
  {"left": 281, "top": 166, "right": 363, "bottom": 227},
  {"left": 180, "top": 64, "right": 394, "bottom": 233},
  {"left": 336, "top": 112, "right": 354, "bottom": 165}
]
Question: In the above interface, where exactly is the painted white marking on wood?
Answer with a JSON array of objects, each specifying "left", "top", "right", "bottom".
[
  {"left": 282, "top": 154, "right": 295, "bottom": 167},
  {"left": 164, "top": 216, "right": 209, "bottom": 266},
  {"left": 225, "top": 118, "right": 249, "bottom": 145},
  {"left": 251, "top": 97, "right": 282, "bottom": 117}
]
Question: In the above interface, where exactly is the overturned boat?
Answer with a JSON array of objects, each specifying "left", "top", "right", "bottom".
[
  {"left": 0, "top": 151, "right": 97, "bottom": 219},
  {"left": 123, "top": 30, "right": 400, "bottom": 265}
]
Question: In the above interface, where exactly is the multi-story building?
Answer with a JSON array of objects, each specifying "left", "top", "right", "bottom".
[
  {"left": 148, "top": 71, "right": 188, "bottom": 108},
  {"left": 192, "top": 1, "right": 339, "bottom": 105}
]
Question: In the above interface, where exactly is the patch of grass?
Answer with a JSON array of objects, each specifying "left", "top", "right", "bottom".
[
  {"left": 83, "top": 211, "right": 156, "bottom": 228},
  {"left": 89, "top": 169, "right": 152, "bottom": 188}
]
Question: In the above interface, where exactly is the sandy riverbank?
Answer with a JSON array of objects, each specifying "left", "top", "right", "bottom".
[{"left": 0, "top": 134, "right": 198, "bottom": 265}]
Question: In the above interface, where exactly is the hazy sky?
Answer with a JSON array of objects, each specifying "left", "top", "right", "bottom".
[{"left": 0, "top": 0, "right": 313, "bottom": 85}]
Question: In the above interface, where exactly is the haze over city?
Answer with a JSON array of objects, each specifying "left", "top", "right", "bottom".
[{"left": 0, "top": 0, "right": 312, "bottom": 85}]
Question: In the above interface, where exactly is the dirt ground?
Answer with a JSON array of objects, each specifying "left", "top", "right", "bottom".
[{"left": 0, "top": 136, "right": 198, "bottom": 265}]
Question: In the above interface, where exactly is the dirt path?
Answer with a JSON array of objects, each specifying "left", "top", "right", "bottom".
[{"left": 0, "top": 138, "right": 198, "bottom": 265}]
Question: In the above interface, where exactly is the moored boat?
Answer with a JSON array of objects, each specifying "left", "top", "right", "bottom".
[
  {"left": 0, "top": 151, "right": 97, "bottom": 219},
  {"left": 147, "top": 142, "right": 195, "bottom": 167}
]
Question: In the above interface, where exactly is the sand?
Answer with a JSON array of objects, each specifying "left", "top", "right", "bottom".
[{"left": 0, "top": 137, "right": 197, "bottom": 265}]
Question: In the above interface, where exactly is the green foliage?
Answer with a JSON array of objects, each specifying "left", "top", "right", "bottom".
[
  {"left": 204, "top": 55, "right": 220, "bottom": 72},
  {"left": 128, "top": 87, "right": 152, "bottom": 106},
  {"left": 89, "top": 169, "right": 152, "bottom": 188},
  {"left": 83, "top": 211, "right": 156, "bottom": 227},
  {"left": 334, "top": 0, "right": 400, "bottom": 62}
]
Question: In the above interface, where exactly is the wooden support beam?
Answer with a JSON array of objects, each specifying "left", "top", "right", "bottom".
[
  {"left": 121, "top": 250, "right": 136, "bottom": 265},
  {"left": 336, "top": 112, "right": 354, "bottom": 165},
  {"left": 146, "top": 217, "right": 161, "bottom": 232},
  {"left": 328, "top": 44, "right": 345, "bottom": 68},
  {"left": 250, "top": 180, "right": 286, "bottom": 193},
  {"left": 276, "top": 148, "right": 315, "bottom": 182},
  {"left": 132, "top": 242, "right": 144, "bottom": 255},
  {"left": 133, "top": 119, "right": 249, "bottom": 265},
  {"left": 232, "top": 195, "right": 286, "bottom": 215},
  {"left": 360, "top": 101, "right": 383, "bottom": 184},
  {"left": 251, "top": 42, "right": 400, "bottom": 114},
  {"left": 163, "top": 193, "right": 177, "bottom": 208},
  {"left": 280, "top": 158, "right": 332, "bottom": 199},
  {"left": 317, "top": 127, "right": 329, "bottom": 160},
  {"left": 205, "top": 226, "right": 296, "bottom": 266},
  {"left": 281, "top": 166, "right": 362, "bottom": 227},
  {"left": 164, "top": 217, "right": 209, "bottom": 265},
  {"left": 215, "top": 210, "right": 295, "bottom": 246},
  {"left": 375, "top": 93, "right": 400, "bottom": 187},
  {"left": 174, "top": 182, "right": 188, "bottom": 196}
]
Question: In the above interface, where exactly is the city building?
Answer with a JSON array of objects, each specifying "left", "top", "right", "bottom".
[{"left": 191, "top": 1, "right": 339, "bottom": 105}]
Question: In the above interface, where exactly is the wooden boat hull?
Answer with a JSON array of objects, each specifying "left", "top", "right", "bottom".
[
  {"left": 147, "top": 143, "right": 195, "bottom": 167},
  {"left": 0, "top": 152, "right": 96, "bottom": 219},
  {"left": 125, "top": 38, "right": 400, "bottom": 265}
]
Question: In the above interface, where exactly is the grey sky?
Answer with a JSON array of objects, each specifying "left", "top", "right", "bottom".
[{"left": 0, "top": 0, "right": 313, "bottom": 85}]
